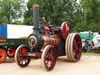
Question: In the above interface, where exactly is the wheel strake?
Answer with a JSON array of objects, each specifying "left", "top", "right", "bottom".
[{"left": 65, "top": 33, "right": 82, "bottom": 62}]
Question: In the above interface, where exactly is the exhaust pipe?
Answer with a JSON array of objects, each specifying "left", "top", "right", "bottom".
[{"left": 33, "top": 4, "right": 40, "bottom": 29}]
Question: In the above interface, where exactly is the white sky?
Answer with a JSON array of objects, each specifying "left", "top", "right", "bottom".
[{"left": 25, "top": 0, "right": 28, "bottom": 3}]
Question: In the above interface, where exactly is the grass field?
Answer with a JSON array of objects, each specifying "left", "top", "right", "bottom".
[{"left": 82, "top": 52, "right": 100, "bottom": 56}]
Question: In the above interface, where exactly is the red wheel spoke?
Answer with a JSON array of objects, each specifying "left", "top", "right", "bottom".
[
  {"left": 76, "top": 40, "right": 81, "bottom": 46},
  {"left": 75, "top": 52, "right": 81, "bottom": 60},
  {"left": 51, "top": 48, "right": 54, "bottom": 55},
  {"left": 18, "top": 56, "right": 24, "bottom": 61},
  {"left": 73, "top": 34, "right": 82, "bottom": 61},
  {"left": 0, "top": 53, "right": 2, "bottom": 56}
]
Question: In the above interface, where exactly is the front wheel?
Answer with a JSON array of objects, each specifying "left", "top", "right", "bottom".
[
  {"left": 42, "top": 45, "right": 57, "bottom": 71},
  {"left": 15, "top": 45, "right": 31, "bottom": 67}
]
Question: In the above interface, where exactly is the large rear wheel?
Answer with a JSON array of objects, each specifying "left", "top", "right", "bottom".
[
  {"left": 42, "top": 45, "right": 57, "bottom": 71},
  {"left": 65, "top": 33, "right": 82, "bottom": 62},
  {"left": 15, "top": 45, "right": 31, "bottom": 67}
]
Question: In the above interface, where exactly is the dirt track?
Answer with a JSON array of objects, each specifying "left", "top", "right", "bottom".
[{"left": 0, "top": 56, "right": 100, "bottom": 75}]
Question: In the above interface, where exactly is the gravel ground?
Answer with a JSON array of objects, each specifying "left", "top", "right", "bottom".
[{"left": 0, "top": 56, "right": 100, "bottom": 75}]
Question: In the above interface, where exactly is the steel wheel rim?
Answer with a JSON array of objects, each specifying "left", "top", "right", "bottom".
[
  {"left": 73, "top": 34, "right": 82, "bottom": 61},
  {"left": 0, "top": 49, "right": 7, "bottom": 63}
]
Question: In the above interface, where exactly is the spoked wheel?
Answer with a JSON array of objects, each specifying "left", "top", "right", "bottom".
[
  {"left": 61, "top": 22, "right": 71, "bottom": 40},
  {"left": 65, "top": 33, "right": 82, "bottom": 62},
  {"left": 7, "top": 48, "right": 16, "bottom": 58},
  {"left": 42, "top": 45, "right": 57, "bottom": 71},
  {"left": 0, "top": 49, "right": 7, "bottom": 63},
  {"left": 15, "top": 45, "right": 31, "bottom": 67}
]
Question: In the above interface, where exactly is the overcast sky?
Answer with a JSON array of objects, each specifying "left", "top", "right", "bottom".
[{"left": 25, "top": 0, "right": 28, "bottom": 3}]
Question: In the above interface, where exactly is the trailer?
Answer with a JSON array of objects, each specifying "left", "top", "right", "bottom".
[
  {"left": 0, "top": 24, "right": 32, "bottom": 63},
  {"left": 0, "top": 37, "right": 28, "bottom": 63}
]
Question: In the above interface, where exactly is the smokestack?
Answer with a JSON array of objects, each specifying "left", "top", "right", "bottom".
[{"left": 33, "top": 4, "right": 40, "bottom": 28}]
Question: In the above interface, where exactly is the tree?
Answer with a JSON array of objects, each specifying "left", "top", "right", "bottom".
[
  {"left": 0, "top": 0, "right": 25, "bottom": 25},
  {"left": 74, "top": 0, "right": 100, "bottom": 33},
  {"left": 13, "top": 20, "right": 24, "bottom": 25},
  {"left": 24, "top": 0, "right": 83, "bottom": 29}
]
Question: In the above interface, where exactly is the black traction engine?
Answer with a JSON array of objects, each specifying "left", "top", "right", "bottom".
[{"left": 15, "top": 4, "right": 82, "bottom": 71}]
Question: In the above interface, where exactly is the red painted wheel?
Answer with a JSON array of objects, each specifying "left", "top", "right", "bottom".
[
  {"left": 65, "top": 33, "right": 82, "bottom": 62},
  {"left": 61, "top": 22, "right": 71, "bottom": 40},
  {"left": 15, "top": 45, "right": 31, "bottom": 67},
  {"left": 7, "top": 48, "right": 16, "bottom": 58},
  {"left": 42, "top": 45, "right": 57, "bottom": 71},
  {"left": 0, "top": 49, "right": 7, "bottom": 63}
]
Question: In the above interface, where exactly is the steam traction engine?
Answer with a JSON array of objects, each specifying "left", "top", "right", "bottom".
[{"left": 15, "top": 4, "right": 82, "bottom": 71}]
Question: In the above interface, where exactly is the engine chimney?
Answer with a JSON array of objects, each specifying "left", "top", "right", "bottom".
[{"left": 33, "top": 4, "right": 40, "bottom": 29}]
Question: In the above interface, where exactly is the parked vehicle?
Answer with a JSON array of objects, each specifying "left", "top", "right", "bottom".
[
  {"left": 0, "top": 36, "right": 28, "bottom": 63},
  {"left": 80, "top": 31, "right": 94, "bottom": 52},
  {"left": 0, "top": 24, "right": 32, "bottom": 63},
  {"left": 92, "top": 32, "right": 100, "bottom": 53}
]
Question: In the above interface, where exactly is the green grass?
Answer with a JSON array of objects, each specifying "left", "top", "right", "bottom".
[{"left": 82, "top": 52, "right": 100, "bottom": 56}]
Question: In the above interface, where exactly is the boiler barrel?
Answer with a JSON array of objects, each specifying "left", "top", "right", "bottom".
[{"left": 43, "top": 35, "right": 60, "bottom": 47}]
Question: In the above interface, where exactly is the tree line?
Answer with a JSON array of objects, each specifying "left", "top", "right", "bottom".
[{"left": 0, "top": 0, "right": 100, "bottom": 33}]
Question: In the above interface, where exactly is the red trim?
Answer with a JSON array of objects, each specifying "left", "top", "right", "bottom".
[
  {"left": 0, "top": 36, "right": 3, "bottom": 38},
  {"left": 0, "top": 40, "right": 6, "bottom": 42},
  {"left": 44, "top": 25, "right": 50, "bottom": 32},
  {"left": 35, "top": 53, "right": 41, "bottom": 58}
]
